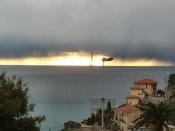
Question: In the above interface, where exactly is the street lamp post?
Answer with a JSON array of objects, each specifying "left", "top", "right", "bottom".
[{"left": 101, "top": 57, "right": 114, "bottom": 129}]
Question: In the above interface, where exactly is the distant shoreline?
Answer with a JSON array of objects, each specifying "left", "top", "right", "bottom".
[{"left": 0, "top": 65, "right": 175, "bottom": 68}]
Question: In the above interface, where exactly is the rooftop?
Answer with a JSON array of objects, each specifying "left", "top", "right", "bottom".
[
  {"left": 113, "top": 105, "right": 139, "bottom": 115},
  {"left": 134, "top": 78, "right": 157, "bottom": 85}
]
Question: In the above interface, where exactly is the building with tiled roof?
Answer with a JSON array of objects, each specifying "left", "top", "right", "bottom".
[
  {"left": 126, "top": 96, "right": 141, "bottom": 105},
  {"left": 134, "top": 78, "right": 157, "bottom": 96},
  {"left": 113, "top": 78, "right": 175, "bottom": 131},
  {"left": 126, "top": 78, "right": 157, "bottom": 105},
  {"left": 113, "top": 105, "right": 138, "bottom": 115},
  {"left": 134, "top": 78, "right": 157, "bottom": 85},
  {"left": 113, "top": 79, "right": 157, "bottom": 131},
  {"left": 113, "top": 105, "right": 141, "bottom": 131}
]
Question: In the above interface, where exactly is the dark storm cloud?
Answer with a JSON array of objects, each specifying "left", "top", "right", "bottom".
[
  {"left": 0, "top": 37, "right": 84, "bottom": 58},
  {"left": 0, "top": 0, "right": 175, "bottom": 63},
  {"left": 110, "top": 43, "right": 175, "bottom": 62}
]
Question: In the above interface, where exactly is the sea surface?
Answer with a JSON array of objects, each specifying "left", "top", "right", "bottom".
[{"left": 0, "top": 66, "right": 174, "bottom": 131}]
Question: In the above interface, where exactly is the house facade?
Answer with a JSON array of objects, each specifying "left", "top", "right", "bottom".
[
  {"left": 126, "top": 79, "right": 157, "bottom": 105},
  {"left": 113, "top": 105, "right": 141, "bottom": 131},
  {"left": 113, "top": 79, "right": 158, "bottom": 131}
]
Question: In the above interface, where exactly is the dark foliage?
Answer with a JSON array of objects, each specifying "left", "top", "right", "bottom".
[
  {"left": 83, "top": 101, "right": 114, "bottom": 129},
  {"left": 61, "top": 120, "right": 81, "bottom": 131},
  {"left": 0, "top": 72, "right": 45, "bottom": 131},
  {"left": 157, "top": 90, "right": 165, "bottom": 97},
  {"left": 168, "top": 74, "right": 175, "bottom": 88},
  {"left": 134, "top": 101, "right": 175, "bottom": 131}
]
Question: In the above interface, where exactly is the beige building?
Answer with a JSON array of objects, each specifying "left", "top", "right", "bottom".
[
  {"left": 126, "top": 96, "right": 141, "bottom": 105},
  {"left": 165, "top": 88, "right": 175, "bottom": 98},
  {"left": 134, "top": 79, "right": 157, "bottom": 96},
  {"left": 113, "top": 105, "right": 141, "bottom": 131},
  {"left": 126, "top": 79, "right": 157, "bottom": 105},
  {"left": 114, "top": 78, "right": 175, "bottom": 131}
]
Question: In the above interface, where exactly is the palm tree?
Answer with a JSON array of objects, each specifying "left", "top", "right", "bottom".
[{"left": 133, "top": 101, "right": 175, "bottom": 131}]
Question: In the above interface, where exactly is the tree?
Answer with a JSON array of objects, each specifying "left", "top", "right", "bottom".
[
  {"left": 86, "top": 113, "right": 96, "bottom": 125},
  {"left": 82, "top": 101, "right": 114, "bottom": 128},
  {"left": 134, "top": 101, "right": 175, "bottom": 131},
  {"left": 0, "top": 72, "right": 45, "bottom": 131},
  {"left": 106, "top": 101, "right": 112, "bottom": 113},
  {"left": 157, "top": 90, "right": 165, "bottom": 97},
  {"left": 104, "top": 101, "right": 114, "bottom": 129},
  {"left": 62, "top": 120, "right": 81, "bottom": 131},
  {"left": 168, "top": 74, "right": 175, "bottom": 89}
]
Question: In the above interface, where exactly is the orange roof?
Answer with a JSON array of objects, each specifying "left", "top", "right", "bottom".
[
  {"left": 134, "top": 78, "right": 157, "bottom": 85},
  {"left": 113, "top": 105, "right": 139, "bottom": 115}
]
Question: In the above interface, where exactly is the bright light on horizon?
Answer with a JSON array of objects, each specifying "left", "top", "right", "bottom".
[{"left": 0, "top": 51, "right": 173, "bottom": 66}]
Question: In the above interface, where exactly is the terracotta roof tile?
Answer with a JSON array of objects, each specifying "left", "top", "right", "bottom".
[
  {"left": 134, "top": 78, "right": 157, "bottom": 85},
  {"left": 113, "top": 105, "right": 139, "bottom": 115}
]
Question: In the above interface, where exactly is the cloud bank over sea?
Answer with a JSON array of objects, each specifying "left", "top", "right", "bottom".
[{"left": 0, "top": 0, "right": 175, "bottom": 64}]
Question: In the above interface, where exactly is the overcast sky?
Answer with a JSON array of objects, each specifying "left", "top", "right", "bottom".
[{"left": 0, "top": 0, "right": 175, "bottom": 63}]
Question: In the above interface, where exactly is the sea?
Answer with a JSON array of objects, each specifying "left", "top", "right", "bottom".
[{"left": 0, "top": 66, "right": 174, "bottom": 131}]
